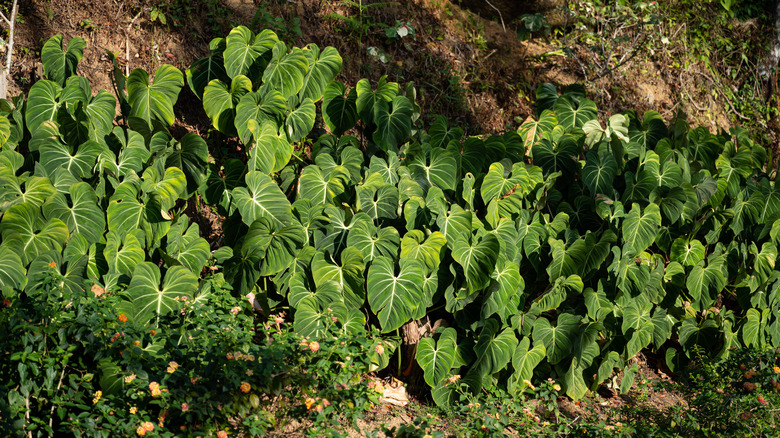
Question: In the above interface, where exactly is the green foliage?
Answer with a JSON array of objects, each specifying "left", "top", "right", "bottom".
[{"left": 4, "top": 28, "right": 780, "bottom": 435}]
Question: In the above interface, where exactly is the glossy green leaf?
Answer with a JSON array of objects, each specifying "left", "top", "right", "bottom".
[
  {"left": 127, "top": 64, "right": 184, "bottom": 126},
  {"left": 366, "top": 256, "right": 426, "bottom": 332},
  {"left": 417, "top": 328, "right": 458, "bottom": 387},
  {"left": 41, "top": 35, "right": 85, "bottom": 86},
  {"left": 452, "top": 233, "right": 499, "bottom": 292},
  {"left": 124, "top": 262, "right": 198, "bottom": 325}
]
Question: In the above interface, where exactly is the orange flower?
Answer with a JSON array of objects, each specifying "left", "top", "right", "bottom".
[
  {"left": 48, "top": 262, "right": 57, "bottom": 268},
  {"left": 166, "top": 361, "right": 179, "bottom": 374},
  {"left": 309, "top": 341, "right": 320, "bottom": 352},
  {"left": 136, "top": 426, "right": 146, "bottom": 436},
  {"left": 149, "top": 381, "right": 162, "bottom": 397},
  {"left": 142, "top": 421, "right": 154, "bottom": 432},
  {"left": 305, "top": 397, "right": 316, "bottom": 410},
  {"left": 217, "top": 431, "right": 228, "bottom": 438},
  {"left": 774, "top": 366, "right": 780, "bottom": 374},
  {"left": 240, "top": 382, "right": 251, "bottom": 393},
  {"left": 118, "top": 314, "right": 128, "bottom": 323},
  {"left": 150, "top": 329, "right": 157, "bottom": 336},
  {"left": 758, "top": 395, "right": 768, "bottom": 405}
]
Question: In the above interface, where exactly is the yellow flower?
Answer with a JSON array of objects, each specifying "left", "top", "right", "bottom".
[
  {"left": 240, "top": 382, "right": 251, "bottom": 393},
  {"left": 553, "top": 384, "right": 562, "bottom": 392},
  {"left": 136, "top": 426, "right": 146, "bottom": 436},
  {"left": 774, "top": 366, "right": 780, "bottom": 374},
  {"left": 305, "top": 397, "right": 316, "bottom": 410},
  {"left": 523, "top": 379, "right": 535, "bottom": 391},
  {"left": 309, "top": 341, "right": 320, "bottom": 352},
  {"left": 142, "top": 421, "right": 154, "bottom": 432},
  {"left": 92, "top": 390, "right": 102, "bottom": 404},
  {"left": 125, "top": 374, "right": 136, "bottom": 383},
  {"left": 166, "top": 361, "right": 179, "bottom": 374},
  {"left": 129, "top": 406, "right": 137, "bottom": 414}
]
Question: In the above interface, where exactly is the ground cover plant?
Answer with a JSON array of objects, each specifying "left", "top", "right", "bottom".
[{"left": 2, "top": 21, "right": 780, "bottom": 437}]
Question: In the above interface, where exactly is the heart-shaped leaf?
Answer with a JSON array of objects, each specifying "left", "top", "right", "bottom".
[
  {"left": 0, "top": 246, "right": 27, "bottom": 290},
  {"left": 409, "top": 147, "right": 458, "bottom": 192},
  {"left": 621, "top": 203, "right": 661, "bottom": 256},
  {"left": 26, "top": 80, "right": 62, "bottom": 134},
  {"left": 42, "top": 182, "right": 105, "bottom": 245},
  {"left": 532, "top": 313, "right": 579, "bottom": 364},
  {"left": 246, "top": 120, "right": 292, "bottom": 174},
  {"left": 124, "top": 262, "right": 198, "bottom": 325},
  {"left": 367, "top": 256, "right": 426, "bottom": 332},
  {"left": 233, "top": 171, "right": 293, "bottom": 227},
  {"left": 127, "top": 64, "right": 184, "bottom": 126},
  {"left": 104, "top": 230, "right": 145, "bottom": 276},
  {"left": 322, "top": 81, "right": 358, "bottom": 137},
  {"left": 223, "top": 27, "right": 278, "bottom": 81},
  {"left": 234, "top": 89, "right": 287, "bottom": 144},
  {"left": 0, "top": 203, "right": 68, "bottom": 265},
  {"left": 452, "top": 233, "right": 499, "bottom": 292},
  {"left": 262, "top": 42, "right": 309, "bottom": 99},
  {"left": 299, "top": 44, "right": 342, "bottom": 103},
  {"left": 467, "top": 319, "right": 518, "bottom": 385},
  {"left": 373, "top": 96, "right": 413, "bottom": 151},
  {"left": 285, "top": 97, "right": 316, "bottom": 143},
  {"left": 164, "top": 218, "right": 211, "bottom": 274},
  {"left": 203, "top": 75, "right": 252, "bottom": 135},
  {"left": 417, "top": 327, "right": 458, "bottom": 387},
  {"left": 186, "top": 38, "right": 229, "bottom": 99},
  {"left": 41, "top": 35, "right": 85, "bottom": 87}
]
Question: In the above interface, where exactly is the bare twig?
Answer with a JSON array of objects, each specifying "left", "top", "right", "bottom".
[
  {"left": 0, "top": 0, "right": 18, "bottom": 99},
  {"left": 484, "top": 0, "right": 506, "bottom": 33}
]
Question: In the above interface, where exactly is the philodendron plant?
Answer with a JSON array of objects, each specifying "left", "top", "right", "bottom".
[{"left": 1, "top": 29, "right": 779, "bottom": 409}]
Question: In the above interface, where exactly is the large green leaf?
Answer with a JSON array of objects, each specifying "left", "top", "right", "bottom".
[
  {"left": 233, "top": 171, "right": 293, "bottom": 227},
  {"left": 298, "top": 165, "right": 348, "bottom": 206},
  {"left": 621, "top": 203, "right": 661, "bottom": 256},
  {"left": 452, "top": 234, "right": 500, "bottom": 292},
  {"left": 322, "top": 81, "right": 358, "bottom": 137},
  {"left": 435, "top": 205, "right": 472, "bottom": 250},
  {"left": 42, "top": 182, "right": 105, "bottom": 245},
  {"left": 554, "top": 96, "right": 597, "bottom": 130},
  {"left": 285, "top": 98, "right": 316, "bottom": 143},
  {"left": 509, "top": 337, "right": 545, "bottom": 392},
  {"left": 366, "top": 256, "right": 426, "bottom": 332},
  {"left": 164, "top": 218, "right": 211, "bottom": 274},
  {"left": 582, "top": 150, "right": 618, "bottom": 197},
  {"left": 262, "top": 42, "right": 309, "bottom": 99},
  {"left": 409, "top": 148, "right": 458, "bottom": 192},
  {"left": 0, "top": 203, "right": 68, "bottom": 265},
  {"left": 311, "top": 247, "right": 365, "bottom": 309},
  {"left": 186, "top": 38, "right": 229, "bottom": 99},
  {"left": 245, "top": 217, "right": 306, "bottom": 276},
  {"left": 124, "top": 262, "right": 198, "bottom": 325},
  {"left": 126, "top": 64, "right": 184, "bottom": 126},
  {"left": 203, "top": 159, "right": 245, "bottom": 215},
  {"left": 234, "top": 89, "right": 287, "bottom": 144},
  {"left": 203, "top": 75, "right": 252, "bottom": 135},
  {"left": 482, "top": 258, "right": 524, "bottom": 322},
  {"left": 104, "top": 230, "right": 145, "bottom": 276},
  {"left": 532, "top": 313, "right": 579, "bottom": 364},
  {"left": 165, "top": 133, "right": 209, "bottom": 195},
  {"left": 417, "top": 327, "right": 458, "bottom": 387},
  {"left": 26, "top": 80, "right": 62, "bottom": 134},
  {"left": 373, "top": 96, "right": 413, "bottom": 151},
  {"left": 531, "top": 133, "right": 579, "bottom": 175},
  {"left": 686, "top": 256, "right": 727, "bottom": 309},
  {"left": 41, "top": 35, "right": 85, "bottom": 86},
  {"left": 670, "top": 238, "right": 706, "bottom": 268},
  {"left": 467, "top": 319, "right": 518, "bottom": 385},
  {"left": 299, "top": 44, "right": 342, "bottom": 102},
  {"left": 347, "top": 219, "right": 400, "bottom": 261},
  {"left": 247, "top": 120, "right": 293, "bottom": 174},
  {"left": 400, "top": 230, "right": 447, "bottom": 274},
  {"left": 1, "top": 175, "right": 56, "bottom": 212},
  {"left": 481, "top": 161, "right": 530, "bottom": 204},
  {"left": 0, "top": 246, "right": 27, "bottom": 290},
  {"left": 38, "top": 137, "right": 101, "bottom": 179},
  {"left": 223, "top": 27, "right": 278, "bottom": 81}
]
